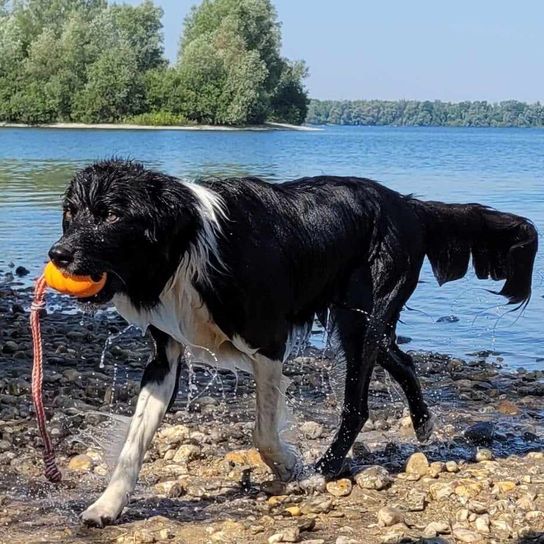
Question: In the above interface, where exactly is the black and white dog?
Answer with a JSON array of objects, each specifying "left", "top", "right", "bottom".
[{"left": 48, "top": 160, "right": 537, "bottom": 526}]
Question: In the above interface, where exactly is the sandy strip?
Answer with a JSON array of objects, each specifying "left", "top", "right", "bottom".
[{"left": 0, "top": 121, "right": 321, "bottom": 132}]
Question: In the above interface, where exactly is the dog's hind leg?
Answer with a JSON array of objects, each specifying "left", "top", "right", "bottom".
[
  {"left": 316, "top": 267, "right": 376, "bottom": 478},
  {"left": 315, "top": 305, "right": 377, "bottom": 477},
  {"left": 378, "top": 342, "right": 434, "bottom": 442},
  {"left": 252, "top": 355, "right": 300, "bottom": 481},
  {"left": 81, "top": 327, "right": 182, "bottom": 527}
]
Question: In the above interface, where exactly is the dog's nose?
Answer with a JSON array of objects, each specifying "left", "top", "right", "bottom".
[{"left": 48, "top": 244, "right": 73, "bottom": 268}]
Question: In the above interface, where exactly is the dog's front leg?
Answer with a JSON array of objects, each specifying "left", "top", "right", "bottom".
[
  {"left": 82, "top": 328, "right": 182, "bottom": 527},
  {"left": 252, "top": 356, "right": 300, "bottom": 481}
]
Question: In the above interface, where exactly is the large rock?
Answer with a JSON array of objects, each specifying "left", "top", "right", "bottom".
[
  {"left": 157, "top": 425, "right": 190, "bottom": 446},
  {"left": 326, "top": 478, "right": 352, "bottom": 497},
  {"left": 405, "top": 452, "right": 429, "bottom": 479},
  {"left": 354, "top": 465, "right": 392, "bottom": 490},
  {"left": 224, "top": 448, "right": 268, "bottom": 469},
  {"left": 172, "top": 444, "right": 201, "bottom": 463},
  {"left": 465, "top": 422, "right": 494, "bottom": 446}
]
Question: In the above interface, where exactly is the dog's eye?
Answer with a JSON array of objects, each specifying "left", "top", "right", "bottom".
[{"left": 105, "top": 212, "right": 119, "bottom": 224}]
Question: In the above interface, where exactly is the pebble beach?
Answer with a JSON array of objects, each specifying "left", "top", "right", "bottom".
[{"left": 1, "top": 274, "right": 543, "bottom": 544}]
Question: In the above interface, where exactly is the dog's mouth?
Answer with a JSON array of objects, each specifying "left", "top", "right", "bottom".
[
  {"left": 55, "top": 264, "right": 118, "bottom": 305},
  {"left": 77, "top": 272, "right": 117, "bottom": 305}
]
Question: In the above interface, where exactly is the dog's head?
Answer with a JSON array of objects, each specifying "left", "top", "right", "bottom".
[{"left": 48, "top": 160, "right": 199, "bottom": 306}]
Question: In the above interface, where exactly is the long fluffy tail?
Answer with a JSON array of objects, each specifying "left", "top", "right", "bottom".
[{"left": 411, "top": 200, "right": 538, "bottom": 305}]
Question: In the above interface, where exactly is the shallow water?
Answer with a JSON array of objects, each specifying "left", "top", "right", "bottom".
[{"left": 0, "top": 125, "right": 542, "bottom": 368}]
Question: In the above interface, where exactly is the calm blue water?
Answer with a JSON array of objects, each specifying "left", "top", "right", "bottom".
[{"left": 0, "top": 126, "right": 542, "bottom": 369}]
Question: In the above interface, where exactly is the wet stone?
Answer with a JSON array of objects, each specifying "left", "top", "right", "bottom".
[
  {"left": 436, "top": 315, "right": 459, "bottom": 323},
  {"left": 475, "top": 448, "right": 494, "bottom": 462},
  {"left": 224, "top": 448, "right": 268, "bottom": 469},
  {"left": 297, "top": 474, "right": 326, "bottom": 494},
  {"left": 15, "top": 266, "right": 30, "bottom": 277},
  {"left": 67, "top": 453, "right": 93, "bottom": 472},
  {"left": 2, "top": 341, "right": 18, "bottom": 354},
  {"left": 300, "top": 421, "right": 323, "bottom": 440},
  {"left": 465, "top": 422, "right": 495, "bottom": 446},
  {"left": 172, "top": 444, "right": 201, "bottom": 463},
  {"left": 261, "top": 479, "right": 286, "bottom": 496},
  {"left": 354, "top": 465, "right": 392, "bottom": 490},
  {"left": 326, "top": 478, "right": 352, "bottom": 497},
  {"left": 497, "top": 399, "right": 520, "bottom": 415},
  {"left": 153, "top": 480, "right": 185, "bottom": 498}
]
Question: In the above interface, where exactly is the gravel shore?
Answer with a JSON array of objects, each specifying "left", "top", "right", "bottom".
[{"left": 1, "top": 276, "right": 543, "bottom": 544}]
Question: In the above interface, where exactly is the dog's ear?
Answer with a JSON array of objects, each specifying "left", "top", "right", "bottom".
[{"left": 147, "top": 181, "right": 200, "bottom": 255}]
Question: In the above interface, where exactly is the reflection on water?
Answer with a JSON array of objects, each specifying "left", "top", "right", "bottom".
[{"left": 0, "top": 126, "right": 542, "bottom": 368}]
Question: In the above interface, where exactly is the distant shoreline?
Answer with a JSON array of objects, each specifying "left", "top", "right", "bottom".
[{"left": 0, "top": 121, "right": 321, "bottom": 132}]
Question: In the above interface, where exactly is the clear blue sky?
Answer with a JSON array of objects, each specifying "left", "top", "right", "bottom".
[{"left": 124, "top": 0, "right": 543, "bottom": 102}]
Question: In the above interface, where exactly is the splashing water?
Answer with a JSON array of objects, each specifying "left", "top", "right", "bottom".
[{"left": 99, "top": 324, "right": 139, "bottom": 368}]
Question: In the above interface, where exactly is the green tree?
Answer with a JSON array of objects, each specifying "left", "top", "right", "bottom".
[
  {"left": 306, "top": 99, "right": 544, "bottom": 128},
  {"left": 177, "top": 0, "right": 307, "bottom": 125},
  {"left": 0, "top": 0, "right": 307, "bottom": 125},
  {"left": 72, "top": 45, "right": 144, "bottom": 122},
  {"left": 109, "top": 0, "right": 164, "bottom": 72},
  {"left": 0, "top": 0, "right": 165, "bottom": 123},
  {"left": 269, "top": 60, "right": 309, "bottom": 124}
]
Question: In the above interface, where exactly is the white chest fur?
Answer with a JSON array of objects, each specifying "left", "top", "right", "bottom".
[{"left": 112, "top": 264, "right": 254, "bottom": 374}]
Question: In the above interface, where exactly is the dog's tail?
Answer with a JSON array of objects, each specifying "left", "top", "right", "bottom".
[{"left": 411, "top": 199, "right": 538, "bottom": 305}]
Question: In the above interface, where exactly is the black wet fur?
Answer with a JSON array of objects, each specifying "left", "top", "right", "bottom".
[{"left": 49, "top": 159, "right": 538, "bottom": 477}]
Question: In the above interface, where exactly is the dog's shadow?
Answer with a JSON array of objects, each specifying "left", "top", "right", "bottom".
[{"left": 119, "top": 488, "right": 251, "bottom": 524}]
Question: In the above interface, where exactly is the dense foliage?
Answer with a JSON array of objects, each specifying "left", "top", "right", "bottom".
[
  {"left": 176, "top": 0, "right": 308, "bottom": 124},
  {"left": 0, "top": 0, "right": 308, "bottom": 125},
  {"left": 306, "top": 99, "right": 544, "bottom": 127}
]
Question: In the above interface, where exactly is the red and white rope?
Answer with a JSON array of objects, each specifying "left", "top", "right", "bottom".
[{"left": 30, "top": 276, "right": 62, "bottom": 483}]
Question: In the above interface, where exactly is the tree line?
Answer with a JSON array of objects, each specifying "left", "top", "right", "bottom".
[
  {"left": 0, "top": 0, "right": 308, "bottom": 126},
  {"left": 306, "top": 99, "right": 544, "bottom": 128}
]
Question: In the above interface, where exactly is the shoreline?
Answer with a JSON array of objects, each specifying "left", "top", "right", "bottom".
[
  {"left": 1, "top": 280, "right": 544, "bottom": 542},
  {"left": 0, "top": 121, "right": 322, "bottom": 132}
]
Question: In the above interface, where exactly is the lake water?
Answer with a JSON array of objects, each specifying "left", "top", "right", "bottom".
[{"left": 0, "top": 126, "right": 542, "bottom": 369}]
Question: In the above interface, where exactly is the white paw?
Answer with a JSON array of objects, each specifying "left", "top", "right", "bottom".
[
  {"left": 259, "top": 443, "right": 302, "bottom": 482},
  {"left": 81, "top": 497, "right": 125, "bottom": 528}
]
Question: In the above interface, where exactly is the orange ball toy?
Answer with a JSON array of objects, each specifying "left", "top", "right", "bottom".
[{"left": 43, "top": 261, "right": 107, "bottom": 298}]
